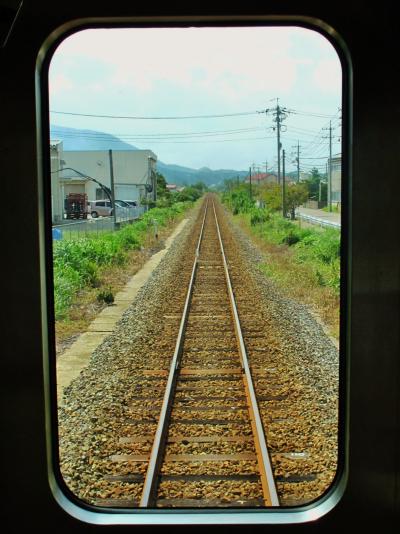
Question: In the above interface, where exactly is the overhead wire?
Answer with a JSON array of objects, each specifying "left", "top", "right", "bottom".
[
  {"left": 50, "top": 105, "right": 342, "bottom": 169},
  {"left": 50, "top": 109, "right": 261, "bottom": 120}
]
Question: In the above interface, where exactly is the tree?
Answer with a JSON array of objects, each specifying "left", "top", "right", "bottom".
[
  {"left": 176, "top": 186, "right": 202, "bottom": 202},
  {"left": 258, "top": 183, "right": 282, "bottom": 212},
  {"left": 192, "top": 181, "right": 208, "bottom": 193},
  {"left": 285, "top": 183, "right": 309, "bottom": 219},
  {"left": 156, "top": 172, "right": 169, "bottom": 198},
  {"left": 302, "top": 167, "right": 327, "bottom": 202}
]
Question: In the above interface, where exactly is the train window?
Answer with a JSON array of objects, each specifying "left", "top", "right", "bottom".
[{"left": 40, "top": 20, "right": 348, "bottom": 525}]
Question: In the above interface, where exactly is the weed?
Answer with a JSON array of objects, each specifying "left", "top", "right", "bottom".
[
  {"left": 53, "top": 203, "right": 192, "bottom": 319},
  {"left": 250, "top": 208, "right": 271, "bottom": 226},
  {"left": 228, "top": 205, "right": 341, "bottom": 340},
  {"left": 96, "top": 287, "right": 114, "bottom": 305}
]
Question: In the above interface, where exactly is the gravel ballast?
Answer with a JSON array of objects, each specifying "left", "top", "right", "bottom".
[{"left": 57, "top": 197, "right": 339, "bottom": 508}]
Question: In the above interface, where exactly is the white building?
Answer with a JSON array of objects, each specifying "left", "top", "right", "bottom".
[
  {"left": 330, "top": 154, "right": 342, "bottom": 204},
  {"left": 50, "top": 146, "right": 157, "bottom": 222},
  {"left": 50, "top": 140, "right": 64, "bottom": 223}
]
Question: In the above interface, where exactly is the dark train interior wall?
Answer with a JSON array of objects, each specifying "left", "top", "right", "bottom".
[{"left": 1, "top": 1, "right": 399, "bottom": 532}]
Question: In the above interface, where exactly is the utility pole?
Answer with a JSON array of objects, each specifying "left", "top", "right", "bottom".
[
  {"left": 328, "top": 120, "right": 332, "bottom": 212},
  {"left": 323, "top": 122, "right": 333, "bottom": 212},
  {"left": 291, "top": 141, "right": 300, "bottom": 183},
  {"left": 108, "top": 149, "right": 117, "bottom": 226},
  {"left": 276, "top": 106, "right": 281, "bottom": 185},
  {"left": 249, "top": 166, "right": 252, "bottom": 200},
  {"left": 272, "top": 100, "right": 288, "bottom": 185},
  {"left": 297, "top": 141, "right": 300, "bottom": 183},
  {"left": 282, "top": 149, "right": 286, "bottom": 218},
  {"left": 252, "top": 163, "right": 257, "bottom": 183}
]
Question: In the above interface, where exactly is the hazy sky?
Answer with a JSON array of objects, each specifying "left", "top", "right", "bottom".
[{"left": 48, "top": 26, "right": 342, "bottom": 173}]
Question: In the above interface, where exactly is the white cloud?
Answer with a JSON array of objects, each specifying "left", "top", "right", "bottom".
[
  {"left": 48, "top": 26, "right": 342, "bottom": 169},
  {"left": 49, "top": 72, "right": 74, "bottom": 93},
  {"left": 53, "top": 27, "right": 313, "bottom": 99},
  {"left": 312, "top": 58, "right": 342, "bottom": 93}
]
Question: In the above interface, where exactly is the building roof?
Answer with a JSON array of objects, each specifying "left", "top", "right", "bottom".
[
  {"left": 50, "top": 139, "right": 63, "bottom": 150},
  {"left": 245, "top": 172, "right": 277, "bottom": 183}
]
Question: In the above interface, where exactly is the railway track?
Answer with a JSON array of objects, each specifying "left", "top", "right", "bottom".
[
  {"left": 59, "top": 193, "right": 338, "bottom": 509},
  {"left": 100, "top": 197, "right": 279, "bottom": 508}
]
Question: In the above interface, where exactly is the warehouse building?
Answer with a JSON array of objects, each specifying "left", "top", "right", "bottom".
[{"left": 50, "top": 144, "right": 157, "bottom": 222}]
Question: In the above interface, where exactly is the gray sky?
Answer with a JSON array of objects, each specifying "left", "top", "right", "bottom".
[{"left": 48, "top": 26, "right": 342, "bottom": 173}]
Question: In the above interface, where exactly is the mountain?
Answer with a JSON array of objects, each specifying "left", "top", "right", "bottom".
[
  {"left": 50, "top": 125, "right": 137, "bottom": 151},
  {"left": 156, "top": 161, "right": 248, "bottom": 187},
  {"left": 50, "top": 125, "right": 248, "bottom": 187}
]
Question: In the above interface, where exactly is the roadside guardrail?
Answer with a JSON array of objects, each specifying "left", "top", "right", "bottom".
[{"left": 297, "top": 212, "right": 341, "bottom": 229}]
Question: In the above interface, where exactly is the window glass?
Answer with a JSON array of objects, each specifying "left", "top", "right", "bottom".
[{"left": 48, "top": 25, "right": 343, "bottom": 512}]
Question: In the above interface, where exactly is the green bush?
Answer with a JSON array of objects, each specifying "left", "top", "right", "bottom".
[
  {"left": 96, "top": 287, "right": 114, "bottom": 304},
  {"left": 53, "top": 202, "right": 192, "bottom": 319},
  {"left": 296, "top": 228, "right": 340, "bottom": 264},
  {"left": 250, "top": 208, "right": 271, "bottom": 226},
  {"left": 282, "top": 230, "right": 301, "bottom": 246},
  {"left": 222, "top": 189, "right": 255, "bottom": 215},
  {"left": 246, "top": 212, "right": 341, "bottom": 294}
]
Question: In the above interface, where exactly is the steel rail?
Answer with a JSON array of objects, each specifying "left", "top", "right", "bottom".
[
  {"left": 211, "top": 200, "right": 280, "bottom": 507},
  {"left": 139, "top": 200, "right": 209, "bottom": 507}
]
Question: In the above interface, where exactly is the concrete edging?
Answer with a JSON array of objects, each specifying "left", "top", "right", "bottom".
[{"left": 56, "top": 218, "right": 189, "bottom": 403}]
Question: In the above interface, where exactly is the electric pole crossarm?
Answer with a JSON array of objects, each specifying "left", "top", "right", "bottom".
[{"left": 271, "top": 101, "right": 289, "bottom": 185}]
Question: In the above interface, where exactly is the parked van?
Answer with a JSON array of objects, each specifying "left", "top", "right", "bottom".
[
  {"left": 88, "top": 199, "right": 136, "bottom": 218},
  {"left": 88, "top": 200, "right": 113, "bottom": 218}
]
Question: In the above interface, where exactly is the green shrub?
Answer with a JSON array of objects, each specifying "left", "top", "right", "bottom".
[
  {"left": 250, "top": 208, "right": 271, "bottom": 226},
  {"left": 53, "top": 264, "right": 82, "bottom": 319},
  {"left": 282, "top": 230, "right": 301, "bottom": 246},
  {"left": 244, "top": 212, "right": 341, "bottom": 295},
  {"left": 296, "top": 228, "right": 340, "bottom": 264},
  {"left": 222, "top": 189, "right": 255, "bottom": 215},
  {"left": 53, "top": 202, "right": 192, "bottom": 319},
  {"left": 96, "top": 287, "right": 114, "bottom": 304}
]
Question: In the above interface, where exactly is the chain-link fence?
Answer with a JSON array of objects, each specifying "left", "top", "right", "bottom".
[{"left": 52, "top": 206, "right": 146, "bottom": 240}]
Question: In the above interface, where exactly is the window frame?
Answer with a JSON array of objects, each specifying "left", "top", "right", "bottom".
[{"left": 37, "top": 14, "right": 352, "bottom": 526}]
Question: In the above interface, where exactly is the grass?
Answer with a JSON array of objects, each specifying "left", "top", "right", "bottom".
[
  {"left": 233, "top": 209, "right": 340, "bottom": 341},
  {"left": 54, "top": 202, "right": 192, "bottom": 353},
  {"left": 322, "top": 204, "right": 341, "bottom": 213}
]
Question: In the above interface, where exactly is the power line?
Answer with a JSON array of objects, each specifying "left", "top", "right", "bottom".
[
  {"left": 300, "top": 156, "right": 329, "bottom": 159},
  {"left": 50, "top": 125, "right": 267, "bottom": 140},
  {"left": 288, "top": 107, "right": 341, "bottom": 119},
  {"left": 51, "top": 132, "right": 276, "bottom": 145},
  {"left": 50, "top": 109, "right": 260, "bottom": 120},
  {"left": 121, "top": 136, "right": 276, "bottom": 144}
]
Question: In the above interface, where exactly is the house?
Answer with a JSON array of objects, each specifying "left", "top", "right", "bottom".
[
  {"left": 50, "top": 145, "right": 157, "bottom": 222},
  {"left": 244, "top": 172, "right": 278, "bottom": 184},
  {"left": 166, "top": 184, "right": 184, "bottom": 193}
]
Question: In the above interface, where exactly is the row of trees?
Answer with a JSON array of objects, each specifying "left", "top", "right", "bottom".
[
  {"left": 144, "top": 173, "right": 208, "bottom": 208},
  {"left": 221, "top": 167, "right": 326, "bottom": 219},
  {"left": 149, "top": 166, "right": 326, "bottom": 216}
]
